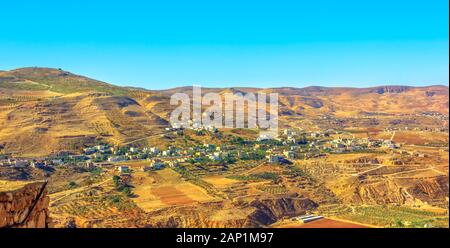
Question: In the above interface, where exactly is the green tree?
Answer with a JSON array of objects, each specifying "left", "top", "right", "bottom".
[{"left": 68, "top": 181, "right": 77, "bottom": 188}]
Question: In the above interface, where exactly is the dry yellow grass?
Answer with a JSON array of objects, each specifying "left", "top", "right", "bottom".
[
  {"left": 0, "top": 180, "right": 36, "bottom": 192},
  {"left": 202, "top": 176, "right": 240, "bottom": 189}
]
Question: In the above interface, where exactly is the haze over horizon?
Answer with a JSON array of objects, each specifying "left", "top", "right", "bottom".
[{"left": 1, "top": 0, "right": 448, "bottom": 89}]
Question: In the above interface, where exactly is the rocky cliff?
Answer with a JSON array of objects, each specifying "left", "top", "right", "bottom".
[
  {"left": 0, "top": 180, "right": 50, "bottom": 228},
  {"left": 140, "top": 196, "right": 318, "bottom": 228}
]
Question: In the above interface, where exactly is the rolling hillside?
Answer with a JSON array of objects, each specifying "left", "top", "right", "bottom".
[{"left": 0, "top": 67, "right": 448, "bottom": 156}]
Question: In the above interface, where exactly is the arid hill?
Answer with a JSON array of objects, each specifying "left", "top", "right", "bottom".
[{"left": 0, "top": 67, "right": 448, "bottom": 156}]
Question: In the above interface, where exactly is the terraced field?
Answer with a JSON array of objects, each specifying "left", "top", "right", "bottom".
[
  {"left": 274, "top": 218, "right": 374, "bottom": 228},
  {"left": 337, "top": 205, "right": 449, "bottom": 228},
  {"left": 131, "top": 169, "right": 217, "bottom": 212}
]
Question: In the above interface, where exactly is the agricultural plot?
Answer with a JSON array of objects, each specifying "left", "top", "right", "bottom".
[
  {"left": 131, "top": 169, "right": 216, "bottom": 212},
  {"left": 202, "top": 176, "right": 240, "bottom": 189},
  {"left": 274, "top": 218, "right": 373, "bottom": 228},
  {"left": 257, "top": 185, "right": 288, "bottom": 194},
  {"left": 49, "top": 180, "right": 140, "bottom": 227},
  {"left": 337, "top": 205, "right": 449, "bottom": 228}
]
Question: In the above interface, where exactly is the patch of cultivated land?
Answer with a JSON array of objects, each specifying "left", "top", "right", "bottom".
[
  {"left": 274, "top": 218, "right": 374, "bottom": 228},
  {"left": 49, "top": 178, "right": 141, "bottom": 228},
  {"left": 152, "top": 186, "right": 194, "bottom": 205},
  {"left": 243, "top": 164, "right": 284, "bottom": 175},
  {"left": 131, "top": 169, "right": 216, "bottom": 212},
  {"left": 202, "top": 176, "right": 240, "bottom": 189},
  {"left": 337, "top": 205, "right": 449, "bottom": 228}
]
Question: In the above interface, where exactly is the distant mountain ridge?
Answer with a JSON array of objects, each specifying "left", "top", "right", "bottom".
[{"left": 0, "top": 67, "right": 447, "bottom": 94}]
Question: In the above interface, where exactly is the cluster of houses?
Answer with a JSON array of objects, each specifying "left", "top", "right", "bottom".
[
  {"left": 0, "top": 158, "right": 31, "bottom": 168},
  {"left": 0, "top": 126, "right": 421, "bottom": 174},
  {"left": 79, "top": 126, "right": 439, "bottom": 174},
  {"left": 142, "top": 159, "right": 179, "bottom": 172},
  {"left": 418, "top": 111, "right": 448, "bottom": 120},
  {"left": 392, "top": 149, "right": 427, "bottom": 158},
  {"left": 265, "top": 154, "right": 292, "bottom": 164},
  {"left": 256, "top": 128, "right": 405, "bottom": 162},
  {"left": 115, "top": 158, "right": 181, "bottom": 176},
  {"left": 170, "top": 121, "right": 218, "bottom": 133},
  {"left": 0, "top": 157, "right": 63, "bottom": 169},
  {"left": 385, "top": 126, "right": 449, "bottom": 132},
  {"left": 262, "top": 131, "right": 298, "bottom": 164}
]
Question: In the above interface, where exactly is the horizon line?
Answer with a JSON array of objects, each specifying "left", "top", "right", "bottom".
[{"left": 2, "top": 66, "right": 449, "bottom": 91}]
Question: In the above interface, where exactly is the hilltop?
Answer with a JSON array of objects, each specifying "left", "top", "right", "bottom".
[{"left": 0, "top": 67, "right": 129, "bottom": 95}]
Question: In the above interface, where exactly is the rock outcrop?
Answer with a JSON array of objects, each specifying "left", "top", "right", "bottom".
[
  {"left": 246, "top": 197, "right": 318, "bottom": 226},
  {"left": 0, "top": 180, "right": 50, "bottom": 228},
  {"left": 138, "top": 196, "right": 318, "bottom": 228}
]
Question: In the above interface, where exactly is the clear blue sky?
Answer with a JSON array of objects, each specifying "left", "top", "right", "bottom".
[{"left": 0, "top": 0, "right": 448, "bottom": 89}]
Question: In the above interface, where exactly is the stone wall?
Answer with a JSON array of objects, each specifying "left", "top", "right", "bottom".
[{"left": 0, "top": 181, "right": 50, "bottom": 228}]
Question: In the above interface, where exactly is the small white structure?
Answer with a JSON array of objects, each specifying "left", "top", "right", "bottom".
[
  {"left": 83, "top": 147, "right": 97, "bottom": 154},
  {"left": 310, "top": 132, "right": 320, "bottom": 138},
  {"left": 283, "top": 129, "right": 296, "bottom": 136},
  {"left": 117, "top": 166, "right": 130, "bottom": 173},
  {"left": 257, "top": 134, "right": 273, "bottom": 141},
  {"left": 266, "top": 154, "right": 282, "bottom": 163},
  {"left": 95, "top": 145, "right": 108, "bottom": 150},
  {"left": 291, "top": 215, "right": 324, "bottom": 223},
  {"left": 203, "top": 143, "right": 214, "bottom": 149},
  {"left": 208, "top": 154, "right": 221, "bottom": 161},
  {"left": 149, "top": 147, "right": 160, "bottom": 154},
  {"left": 205, "top": 125, "right": 218, "bottom": 132},
  {"left": 167, "top": 161, "right": 179, "bottom": 168},
  {"left": 31, "top": 161, "right": 45, "bottom": 169},
  {"left": 162, "top": 150, "right": 172, "bottom": 156},
  {"left": 85, "top": 161, "right": 95, "bottom": 169},
  {"left": 52, "top": 159, "right": 63, "bottom": 165},
  {"left": 108, "top": 156, "right": 127, "bottom": 162},
  {"left": 151, "top": 161, "right": 165, "bottom": 170},
  {"left": 14, "top": 160, "right": 29, "bottom": 168},
  {"left": 283, "top": 151, "right": 296, "bottom": 159},
  {"left": 382, "top": 140, "right": 397, "bottom": 149}
]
